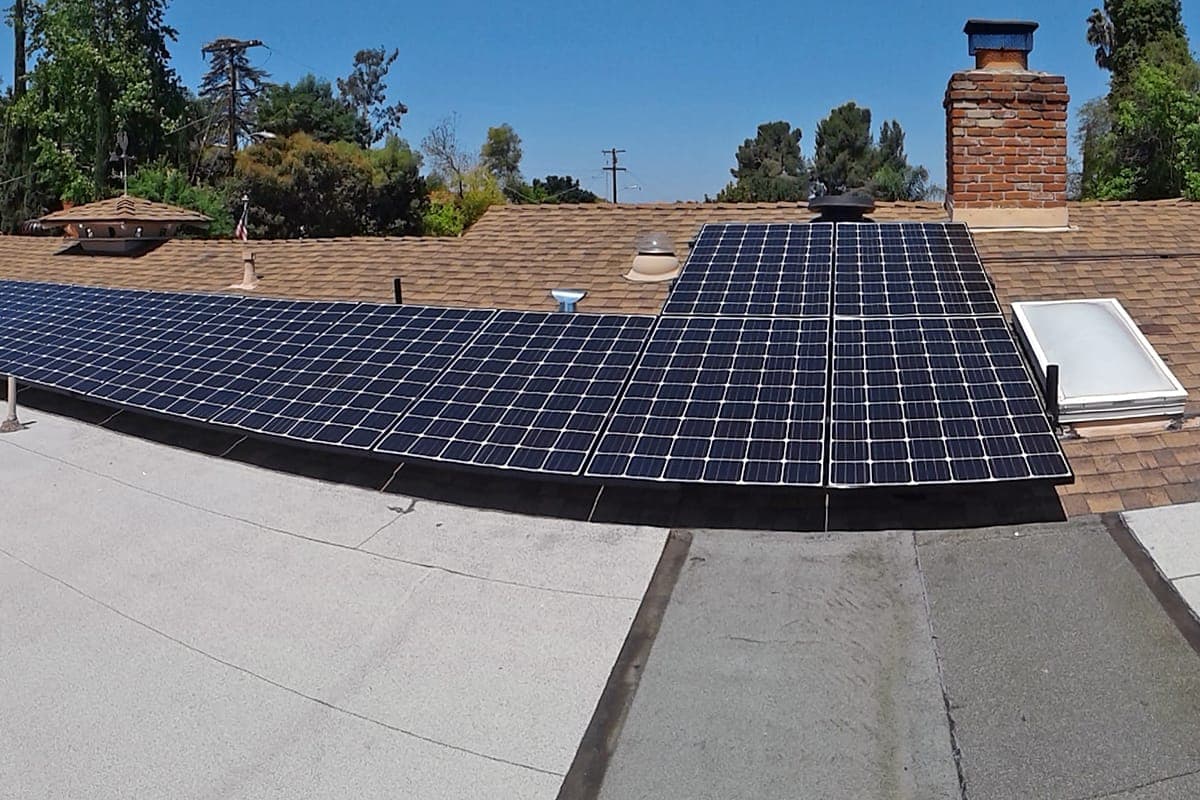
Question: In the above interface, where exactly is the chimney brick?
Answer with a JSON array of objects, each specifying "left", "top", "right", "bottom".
[{"left": 944, "top": 66, "right": 1070, "bottom": 227}]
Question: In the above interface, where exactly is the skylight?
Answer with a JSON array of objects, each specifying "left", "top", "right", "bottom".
[{"left": 1012, "top": 299, "right": 1187, "bottom": 423}]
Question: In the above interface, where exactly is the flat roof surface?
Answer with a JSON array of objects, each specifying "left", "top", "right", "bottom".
[{"left": 0, "top": 409, "right": 667, "bottom": 799}]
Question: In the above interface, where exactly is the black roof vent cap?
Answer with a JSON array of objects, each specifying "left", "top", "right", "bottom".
[{"left": 808, "top": 193, "right": 876, "bottom": 222}]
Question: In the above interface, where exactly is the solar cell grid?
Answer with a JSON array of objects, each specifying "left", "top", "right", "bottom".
[
  {"left": 115, "top": 296, "right": 359, "bottom": 420},
  {"left": 834, "top": 222, "right": 1001, "bottom": 317},
  {"left": 0, "top": 283, "right": 241, "bottom": 400},
  {"left": 829, "top": 317, "right": 1070, "bottom": 487},
  {"left": 662, "top": 222, "right": 833, "bottom": 317},
  {"left": 210, "top": 303, "right": 493, "bottom": 449},
  {"left": 376, "top": 311, "right": 654, "bottom": 475},
  {"left": 587, "top": 316, "right": 828, "bottom": 486}
]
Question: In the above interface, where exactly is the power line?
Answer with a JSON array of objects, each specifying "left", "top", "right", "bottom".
[{"left": 602, "top": 148, "right": 626, "bottom": 204}]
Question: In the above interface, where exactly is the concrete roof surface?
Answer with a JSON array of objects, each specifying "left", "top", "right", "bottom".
[
  {"left": 597, "top": 520, "right": 1200, "bottom": 800},
  {"left": 0, "top": 409, "right": 667, "bottom": 800}
]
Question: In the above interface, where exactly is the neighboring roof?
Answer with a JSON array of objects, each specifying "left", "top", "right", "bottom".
[
  {"left": 1, "top": 197, "right": 1198, "bottom": 516},
  {"left": 39, "top": 195, "right": 212, "bottom": 226}
]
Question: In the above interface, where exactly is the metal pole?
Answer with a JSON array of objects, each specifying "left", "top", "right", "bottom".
[
  {"left": 1, "top": 376, "right": 20, "bottom": 433},
  {"left": 1045, "top": 363, "right": 1060, "bottom": 427}
]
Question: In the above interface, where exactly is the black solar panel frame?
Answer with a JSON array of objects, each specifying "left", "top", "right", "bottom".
[
  {"left": 586, "top": 315, "right": 830, "bottom": 487},
  {"left": 375, "top": 310, "right": 656, "bottom": 476},
  {"left": 827, "top": 315, "right": 1073, "bottom": 488},
  {"left": 661, "top": 222, "right": 834, "bottom": 318},
  {"left": 209, "top": 302, "right": 495, "bottom": 450},
  {"left": 833, "top": 221, "right": 1002, "bottom": 318}
]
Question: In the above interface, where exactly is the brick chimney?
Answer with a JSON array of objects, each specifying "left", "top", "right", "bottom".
[{"left": 944, "top": 20, "right": 1069, "bottom": 229}]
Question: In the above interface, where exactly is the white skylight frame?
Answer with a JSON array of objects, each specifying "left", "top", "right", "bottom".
[{"left": 1012, "top": 298, "right": 1188, "bottom": 423}]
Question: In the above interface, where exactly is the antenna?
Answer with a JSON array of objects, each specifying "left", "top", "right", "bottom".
[
  {"left": 602, "top": 148, "right": 627, "bottom": 204},
  {"left": 109, "top": 130, "right": 136, "bottom": 195}
]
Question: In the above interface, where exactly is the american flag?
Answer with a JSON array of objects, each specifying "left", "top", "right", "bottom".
[{"left": 235, "top": 195, "right": 249, "bottom": 241}]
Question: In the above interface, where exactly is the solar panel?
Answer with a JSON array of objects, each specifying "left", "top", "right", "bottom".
[
  {"left": 0, "top": 284, "right": 243, "bottom": 402},
  {"left": 662, "top": 222, "right": 833, "bottom": 317},
  {"left": 828, "top": 317, "right": 1071, "bottom": 487},
  {"left": 833, "top": 222, "right": 1001, "bottom": 317},
  {"left": 586, "top": 316, "right": 828, "bottom": 485},
  {"left": 210, "top": 304, "right": 493, "bottom": 449},
  {"left": 374, "top": 311, "right": 654, "bottom": 475},
  {"left": 112, "top": 296, "right": 360, "bottom": 420}
]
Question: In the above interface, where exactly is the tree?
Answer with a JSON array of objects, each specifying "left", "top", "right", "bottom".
[
  {"left": 199, "top": 39, "right": 270, "bottom": 160},
  {"left": 1081, "top": 1, "right": 1200, "bottom": 199},
  {"left": 255, "top": 75, "right": 369, "bottom": 144},
  {"left": 480, "top": 124, "right": 522, "bottom": 187},
  {"left": 337, "top": 46, "right": 407, "bottom": 145},
  {"left": 813, "top": 102, "right": 875, "bottom": 194},
  {"left": 714, "top": 121, "right": 809, "bottom": 202},
  {"left": 7, "top": 0, "right": 187, "bottom": 203},
  {"left": 127, "top": 161, "right": 233, "bottom": 236},
  {"left": 235, "top": 132, "right": 425, "bottom": 238},
  {"left": 422, "top": 114, "right": 473, "bottom": 196},
  {"left": 510, "top": 174, "right": 598, "bottom": 204},
  {"left": 1088, "top": 1, "right": 1190, "bottom": 92},
  {"left": 868, "top": 120, "right": 929, "bottom": 201}
]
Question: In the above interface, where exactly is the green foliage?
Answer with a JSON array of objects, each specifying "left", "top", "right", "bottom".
[
  {"left": 422, "top": 199, "right": 465, "bottom": 236},
  {"left": 1082, "top": 1, "right": 1200, "bottom": 199},
  {"left": 510, "top": 174, "right": 599, "bottom": 204},
  {"left": 480, "top": 124, "right": 523, "bottom": 187},
  {"left": 813, "top": 102, "right": 876, "bottom": 193},
  {"left": 199, "top": 41, "right": 271, "bottom": 152},
  {"left": 255, "top": 75, "right": 370, "bottom": 145},
  {"left": 337, "top": 46, "right": 407, "bottom": 144},
  {"left": 126, "top": 162, "right": 234, "bottom": 236},
  {"left": 715, "top": 121, "right": 809, "bottom": 202},
  {"left": 234, "top": 132, "right": 425, "bottom": 238},
  {"left": 812, "top": 104, "right": 929, "bottom": 200},
  {"left": 7, "top": 0, "right": 187, "bottom": 203},
  {"left": 1089, "top": 1, "right": 1190, "bottom": 92}
]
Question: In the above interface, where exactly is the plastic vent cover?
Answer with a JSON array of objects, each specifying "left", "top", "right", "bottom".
[{"left": 1012, "top": 298, "right": 1187, "bottom": 422}]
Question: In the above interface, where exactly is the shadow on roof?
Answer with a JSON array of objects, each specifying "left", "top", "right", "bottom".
[{"left": 8, "top": 386, "right": 1066, "bottom": 533}]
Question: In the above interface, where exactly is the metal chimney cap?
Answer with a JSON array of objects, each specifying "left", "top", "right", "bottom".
[
  {"left": 551, "top": 288, "right": 587, "bottom": 312},
  {"left": 808, "top": 193, "right": 876, "bottom": 222},
  {"left": 635, "top": 231, "right": 675, "bottom": 255},
  {"left": 964, "top": 19, "right": 1038, "bottom": 56}
]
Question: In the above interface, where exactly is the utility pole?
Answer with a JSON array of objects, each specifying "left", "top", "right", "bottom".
[
  {"left": 201, "top": 37, "right": 264, "bottom": 165},
  {"left": 12, "top": 0, "right": 26, "bottom": 101},
  {"left": 602, "top": 148, "right": 626, "bottom": 204}
]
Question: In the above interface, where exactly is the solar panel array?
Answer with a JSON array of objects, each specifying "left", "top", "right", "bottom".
[
  {"left": 376, "top": 311, "right": 653, "bottom": 474},
  {"left": 210, "top": 304, "right": 491, "bottom": 449},
  {"left": 834, "top": 222, "right": 1001, "bottom": 317},
  {"left": 0, "top": 217, "right": 1072, "bottom": 491},
  {"left": 829, "top": 317, "right": 1069, "bottom": 487},
  {"left": 587, "top": 317, "right": 828, "bottom": 485},
  {"left": 662, "top": 223, "right": 832, "bottom": 317}
]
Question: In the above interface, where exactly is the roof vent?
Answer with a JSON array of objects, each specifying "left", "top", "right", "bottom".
[
  {"left": 808, "top": 193, "right": 876, "bottom": 222},
  {"left": 551, "top": 288, "right": 586, "bottom": 313},
  {"left": 39, "top": 196, "right": 210, "bottom": 256},
  {"left": 965, "top": 19, "right": 1038, "bottom": 70},
  {"left": 625, "top": 232, "right": 680, "bottom": 282}
]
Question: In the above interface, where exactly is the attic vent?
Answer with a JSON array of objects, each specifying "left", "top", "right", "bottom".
[
  {"left": 551, "top": 288, "right": 586, "bottom": 313},
  {"left": 808, "top": 193, "right": 876, "bottom": 222},
  {"left": 625, "top": 232, "right": 680, "bottom": 283},
  {"left": 38, "top": 195, "right": 211, "bottom": 257},
  {"left": 1013, "top": 299, "right": 1188, "bottom": 423}
]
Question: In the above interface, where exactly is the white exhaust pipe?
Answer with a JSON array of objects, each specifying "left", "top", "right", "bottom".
[{"left": 1, "top": 376, "right": 20, "bottom": 433}]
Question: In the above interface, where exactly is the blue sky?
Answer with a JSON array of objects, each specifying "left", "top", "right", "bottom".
[{"left": 5, "top": 1, "right": 1200, "bottom": 201}]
